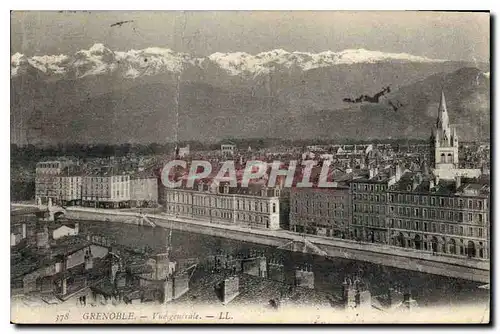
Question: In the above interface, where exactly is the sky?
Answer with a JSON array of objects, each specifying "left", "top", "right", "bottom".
[{"left": 11, "top": 11, "right": 490, "bottom": 62}]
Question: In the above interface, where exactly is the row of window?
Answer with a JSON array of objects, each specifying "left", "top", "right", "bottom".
[
  {"left": 293, "top": 200, "right": 345, "bottom": 210},
  {"left": 37, "top": 163, "right": 61, "bottom": 169},
  {"left": 292, "top": 220, "right": 346, "bottom": 228},
  {"left": 293, "top": 194, "right": 346, "bottom": 201},
  {"left": 392, "top": 237, "right": 486, "bottom": 258},
  {"left": 85, "top": 176, "right": 129, "bottom": 183},
  {"left": 389, "top": 219, "right": 485, "bottom": 238},
  {"left": 353, "top": 193, "right": 386, "bottom": 203},
  {"left": 58, "top": 177, "right": 81, "bottom": 183},
  {"left": 352, "top": 183, "right": 387, "bottom": 192},
  {"left": 294, "top": 207, "right": 346, "bottom": 217},
  {"left": 82, "top": 189, "right": 129, "bottom": 197},
  {"left": 352, "top": 215, "right": 384, "bottom": 228},
  {"left": 351, "top": 228, "right": 387, "bottom": 242},
  {"left": 389, "top": 193, "right": 486, "bottom": 210},
  {"left": 167, "top": 205, "right": 270, "bottom": 226},
  {"left": 166, "top": 191, "right": 278, "bottom": 214},
  {"left": 389, "top": 206, "right": 485, "bottom": 224},
  {"left": 353, "top": 204, "right": 386, "bottom": 214}
]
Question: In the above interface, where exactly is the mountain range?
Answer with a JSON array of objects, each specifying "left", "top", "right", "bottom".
[{"left": 10, "top": 44, "right": 490, "bottom": 145}]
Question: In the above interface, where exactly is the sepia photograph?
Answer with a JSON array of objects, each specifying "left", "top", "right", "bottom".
[{"left": 9, "top": 10, "right": 490, "bottom": 324}]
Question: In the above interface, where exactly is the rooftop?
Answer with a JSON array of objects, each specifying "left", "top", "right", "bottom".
[
  {"left": 389, "top": 171, "right": 490, "bottom": 197},
  {"left": 173, "top": 269, "right": 336, "bottom": 308}
]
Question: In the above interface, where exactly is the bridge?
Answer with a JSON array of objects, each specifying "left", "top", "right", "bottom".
[
  {"left": 278, "top": 236, "right": 329, "bottom": 256},
  {"left": 123, "top": 214, "right": 157, "bottom": 227},
  {"left": 11, "top": 199, "right": 66, "bottom": 222}
]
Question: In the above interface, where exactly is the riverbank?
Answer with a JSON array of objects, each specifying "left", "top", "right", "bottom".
[{"left": 11, "top": 204, "right": 490, "bottom": 283}]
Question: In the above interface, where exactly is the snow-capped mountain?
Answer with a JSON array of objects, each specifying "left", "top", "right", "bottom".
[
  {"left": 11, "top": 43, "right": 447, "bottom": 79},
  {"left": 209, "top": 49, "right": 446, "bottom": 76}
]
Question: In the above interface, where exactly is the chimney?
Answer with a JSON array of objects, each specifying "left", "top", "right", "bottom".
[
  {"left": 369, "top": 168, "right": 375, "bottom": 179},
  {"left": 435, "top": 175, "right": 440, "bottom": 187},
  {"left": 110, "top": 258, "right": 120, "bottom": 283},
  {"left": 221, "top": 276, "right": 240, "bottom": 304},
  {"left": 412, "top": 175, "right": 418, "bottom": 190},
  {"left": 356, "top": 289, "right": 372, "bottom": 310},
  {"left": 455, "top": 176, "right": 461, "bottom": 189},
  {"left": 396, "top": 164, "right": 403, "bottom": 182},
  {"left": 412, "top": 174, "right": 422, "bottom": 191},
  {"left": 61, "top": 277, "right": 67, "bottom": 295},
  {"left": 342, "top": 278, "right": 351, "bottom": 302},
  {"left": 74, "top": 222, "right": 79, "bottom": 235},
  {"left": 22, "top": 223, "right": 27, "bottom": 239},
  {"left": 84, "top": 248, "right": 94, "bottom": 270},
  {"left": 115, "top": 272, "right": 127, "bottom": 288},
  {"left": 295, "top": 265, "right": 315, "bottom": 289},
  {"left": 342, "top": 278, "right": 357, "bottom": 309},
  {"left": 417, "top": 172, "right": 423, "bottom": 185},
  {"left": 403, "top": 293, "right": 412, "bottom": 310},
  {"left": 429, "top": 179, "right": 435, "bottom": 190},
  {"left": 55, "top": 257, "right": 63, "bottom": 273},
  {"left": 155, "top": 253, "right": 170, "bottom": 280}
]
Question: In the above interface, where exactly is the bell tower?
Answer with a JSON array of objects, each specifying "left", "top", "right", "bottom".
[{"left": 431, "top": 91, "right": 459, "bottom": 170}]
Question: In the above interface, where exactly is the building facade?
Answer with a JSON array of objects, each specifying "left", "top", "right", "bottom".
[
  {"left": 387, "top": 173, "right": 490, "bottom": 260},
  {"left": 130, "top": 177, "right": 158, "bottom": 207},
  {"left": 82, "top": 174, "right": 131, "bottom": 208},
  {"left": 289, "top": 187, "right": 350, "bottom": 238},
  {"left": 35, "top": 160, "right": 73, "bottom": 203},
  {"left": 221, "top": 143, "right": 236, "bottom": 156},
  {"left": 162, "top": 182, "right": 281, "bottom": 230},
  {"left": 56, "top": 174, "right": 83, "bottom": 206},
  {"left": 350, "top": 174, "right": 390, "bottom": 244}
]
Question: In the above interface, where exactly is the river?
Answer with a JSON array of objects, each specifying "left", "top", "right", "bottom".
[{"left": 78, "top": 219, "right": 489, "bottom": 308}]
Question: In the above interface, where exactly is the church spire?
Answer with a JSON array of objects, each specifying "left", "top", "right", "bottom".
[
  {"left": 437, "top": 90, "right": 449, "bottom": 131},
  {"left": 439, "top": 90, "right": 447, "bottom": 111}
]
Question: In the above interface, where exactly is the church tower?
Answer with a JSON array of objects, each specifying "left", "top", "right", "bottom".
[{"left": 430, "top": 91, "right": 459, "bottom": 170}]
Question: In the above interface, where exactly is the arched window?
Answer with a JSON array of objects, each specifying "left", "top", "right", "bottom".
[
  {"left": 440, "top": 153, "right": 446, "bottom": 163},
  {"left": 431, "top": 236, "right": 438, "bottom": 253},
  {"left": 467, "top": 241, "right": 476, "bottom": 258},
  {"left": 449, "top": 239, "right": 457, "bottom": 254},
  {"left": 398, "top": 232, "right": 405, "bottom": 248},
  {"left": 447, "top": 153, "right": 453, "bottom": 163},
  {"left": 414, "top": 234, "right": 422, "bottom": 250}
]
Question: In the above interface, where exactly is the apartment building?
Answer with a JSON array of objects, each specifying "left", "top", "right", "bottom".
[
  {"left": 130, "top": 176, "right": 158, "bottom": 207},
  {"left": 56, "top": 172, "right": 83, "bottom": 206},
  {"left": 349, "top": 166, "right": 402, "bottom": 244},
  {"left": 387, "top": 172, "right": 490, "bottom": 260},
  {"left": 82, "top": 172, "right": 131, "bottom": 209},
  {"left": 162, "top": 181, "right": 281, "bottom": 230},
  {"left": 289, "top": 186, "right": 350, "bottom": 238},
  {"left": 35, "top": 160, "right": 73, "bottom": 203}
]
